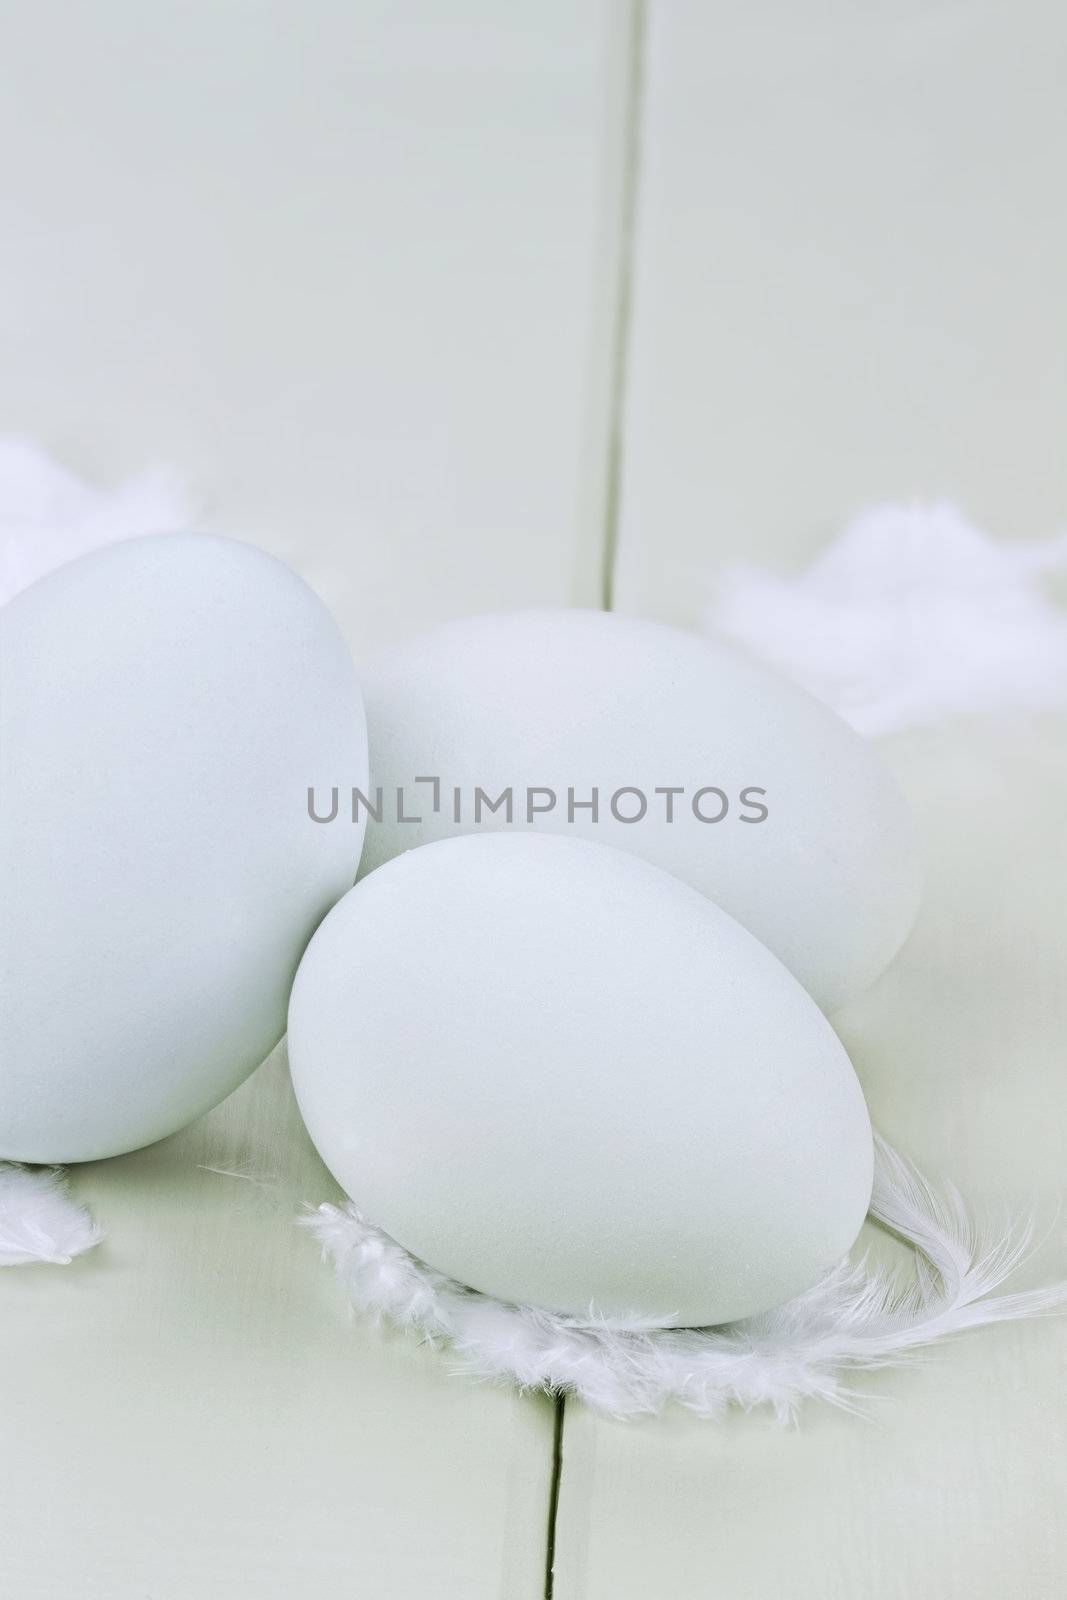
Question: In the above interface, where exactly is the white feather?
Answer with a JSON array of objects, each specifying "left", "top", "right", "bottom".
[
  {"left": 0, "top": 1163, "right": 103, "bottom": 1266},
  {"left": 0, "top": 434, "right": 193, "bottom": 606},
  {"left": 302, "top": 1136, "right": 1067, "bottom": 1420},
  {"left": 707, "top": 503, "right": 1067, "bottom": 735}
]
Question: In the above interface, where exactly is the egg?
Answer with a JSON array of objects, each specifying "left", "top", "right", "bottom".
[
  {"left": 359, "top": 609, "right": 921, "bottom": 1013},
  {"left": 0, "top": 534, "right": 366, "bottom": 1163},
  {"left": 288, "top": 833, "right": 873, "bottom": 1327}
]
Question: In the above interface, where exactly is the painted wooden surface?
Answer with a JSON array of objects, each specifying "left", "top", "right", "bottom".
[
  {"left": 0, "top": 0, "right": 625, "bottom": 659},
  {"left": 0, "top": 3, "right": 616, "bottom": 1594},
  {"left": 0, "top": 1051, "right": 556, "bottom": 1598},
  {"left": 557, "top": 5, "right": 1067, "bottom": 1592},
  {"left": 2, "top": 2, "right": 1066, "bottom": 1596},
  {"left": 552, "top": 717, "right": 1067, "bottom": 1599},
  {"left": 611, "top": 0, "right": 1067, "bottom": 630}
]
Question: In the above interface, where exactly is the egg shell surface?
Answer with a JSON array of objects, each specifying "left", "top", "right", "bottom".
[
  {"left": 359, "top": 609, "right": 921, "bottom": 1013},
  {"left": 0, "top": 533, "right": 367, "bottom": 1162},
  {"left": 288, "top": 832, "right": 874, "bottom": 1327}
]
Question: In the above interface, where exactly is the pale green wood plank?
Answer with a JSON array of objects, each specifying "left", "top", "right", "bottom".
[
  {"left": 568, "top": 14, "right": 1067, "bottom": 1580},
  {"left": 0, "top": 0, "right": 619, "bottom": 656},
  {"left": 0, "top": 7, "right": 640, "bottom": 1591},
  {"left": 611, "top": 0, "right": 1067, "bottom": 629},
  {"left": 0, "top": 1048, "right": 556, "bottom": 1598},
  {"left": 553, "top": 718, "right": 1067, "bottom": 1599}
]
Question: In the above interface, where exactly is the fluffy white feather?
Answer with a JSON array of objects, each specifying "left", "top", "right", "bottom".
[
  {"left": 0, "top": 434, "right": 193, "bottom": 606},
  {"left": 0, "top": 1163, "right": 103, "bottom": 1266},
  {"left": 302, "top": 1136, "right": 1066, "bottom": 1420},
  {"left": 708, "top": 503, "right": 1067, "bottom": 735}
]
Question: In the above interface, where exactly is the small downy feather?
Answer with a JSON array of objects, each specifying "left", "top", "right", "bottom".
[
  {"left": 302, "top": 1135, "right": 1067, "bottom": 1420},
  {"left": 706, "top": 503, "right": 1067, "bottom": 736},
  {"left": 0, "top": 1163, "right": 103, "bottom": 1266}
]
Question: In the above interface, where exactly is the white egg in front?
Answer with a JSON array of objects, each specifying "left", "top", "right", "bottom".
[
  {"left": 288, "top": 833, "right": 874, "bottom": 1327},
  {"left": 359, "top": 610, "right": 922, "bottom": 1013},
  {"left": 0, "top": 534, "right": 366, "bottom": 1162}
]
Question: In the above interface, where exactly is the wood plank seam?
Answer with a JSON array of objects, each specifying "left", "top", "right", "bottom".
[
  {"left": 597, "top": 0, "right": 648, "bottom": 613},
  {"left": 548, "top": 4, "right": 649, "bottom": 1591}
]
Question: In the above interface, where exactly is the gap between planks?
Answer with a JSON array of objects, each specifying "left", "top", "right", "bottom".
[
  {"left": 572, "top": 0, "right": 648, "bottom": 616},
  {"left": 545, "top": 2, "right": 647, "bottom": 1594}
]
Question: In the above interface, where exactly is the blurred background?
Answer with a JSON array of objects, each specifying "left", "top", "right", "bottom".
[{"left": 3, "top": 1, "right": 1065, "bottom": 657}]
